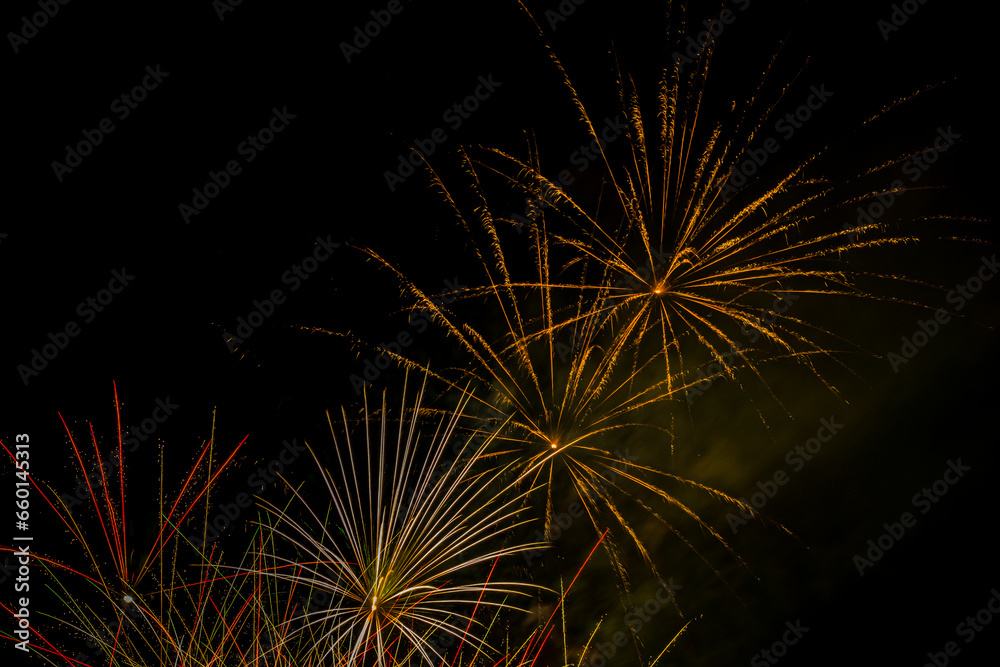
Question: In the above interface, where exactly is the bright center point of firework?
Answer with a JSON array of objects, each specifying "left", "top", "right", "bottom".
[{"left": 123, "top": 595, "right": 133, "bottom": 603}]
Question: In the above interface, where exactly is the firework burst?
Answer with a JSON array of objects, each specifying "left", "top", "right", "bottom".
[
  {"left": 456, "top": 0, "right": 985, "bottom": 421},
  {"left": 251, "top": 372, "right": 546, "bottom": 666}
]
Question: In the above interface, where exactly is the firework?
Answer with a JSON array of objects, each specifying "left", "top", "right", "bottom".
[
  {"left": 455, "top": 0, "right": 985, "bottom": 421},
  {"left": 250, "top": 371, "right": 546, "bottom": 666},
  {"left": 0, "top": 383, "right": 274, "bottom": 666},
  {"left": 348, "top": 152, "right": 778, "bottom": 629},
  {"left": 311, "top": 0, "right": 990, "bottom": 645}
]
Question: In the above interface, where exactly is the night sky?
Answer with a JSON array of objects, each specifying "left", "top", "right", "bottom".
[{"left": 3, "top": 0, "right": 997, "bottom": 665}]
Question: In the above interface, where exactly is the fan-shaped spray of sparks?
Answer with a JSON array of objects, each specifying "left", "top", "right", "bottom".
[{"left": 251, "top": 372, "right": 545, "bottom": 666}]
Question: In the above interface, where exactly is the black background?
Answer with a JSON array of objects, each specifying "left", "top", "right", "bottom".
[{"left": 3, "top": 0, "right": 997, "bottom": 665}]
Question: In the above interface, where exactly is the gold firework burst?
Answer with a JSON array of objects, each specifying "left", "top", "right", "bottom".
[{"left": 458, "top": 0, "right": 984, "bottom": 421}]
